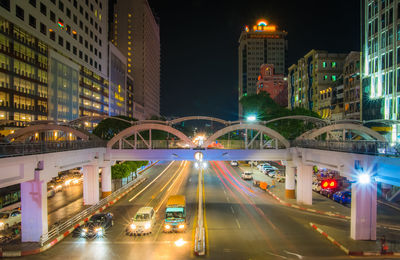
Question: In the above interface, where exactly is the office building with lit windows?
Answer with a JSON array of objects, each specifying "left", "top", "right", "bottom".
[
  {"left": 0, "top": 0, "right": 109, "bottom": 127},
  {"left": 108, "top": 42, "right": 126, "bottom": 116},
  {"left": 238, "top": 19, "right": 288, "bottom": 118},
  {"left": 361, "top": 0, "right": 400, "bottom": 141},
  {"left": 111, "top": 0, "right": 160, "bottom": 120},
  {"left": 288, "top": 50, "right": 347, "bottom": 119}
]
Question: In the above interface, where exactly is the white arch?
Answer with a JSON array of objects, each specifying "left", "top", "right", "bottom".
[
  {"left": 6, "top": 124, "right": 90, "bottom": 141},
  {"left": 297, "top": 123, "right": 386, "bottom": 142},
  {"left": 170, "top": 116, "right": 229, "bottom": 125},
  {"left": 265, "top": 115, "right": 328, "bottom": 125},
  {"left": 201, "top": 124, "right": 290, "bottom": 148},
  {"left": 107, "top": 123, "right": 196, "bottom": 148},
  {"left": 68, "top": 115, "right": 135, "bottom": 125}
]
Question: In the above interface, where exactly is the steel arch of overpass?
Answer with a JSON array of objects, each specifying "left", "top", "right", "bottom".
[{"left": 297, "top": 123, "right": 386, "bottom": 141}]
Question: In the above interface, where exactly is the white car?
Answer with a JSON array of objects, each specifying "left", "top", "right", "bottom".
[
  {"left": 230, "top": 161, "right": 238, "bottom": 166},
  {"left": 0, "top": 210, "right": 21, "bottom": 230},
  {"left": 241, "top": 172, "right": 253, "bottom": 180},
  {"left": 312, "top": 182, "right": 321, "bottom": 192},
  {"left": 126, "top": 207, "right": 156, "bottom": 236}
]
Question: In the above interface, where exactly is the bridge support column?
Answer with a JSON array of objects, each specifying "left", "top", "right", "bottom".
[
  {"left": 350, "top": 181, "right": 377, "bottom": 240},
  {"left": 296, "top": 164, "right": 313, "bottom": 205},
  {"left": 285, "top": 163, "right": 296, "bottom": 199},
  {"left": 21, "top": 171, "right": 48, "bottom": 242},
  {"left": 101, "top": 165, "right": 112, "bottom": 198},
  {"left": 83, "top": 165, "right": 100, "bottom": 205}
]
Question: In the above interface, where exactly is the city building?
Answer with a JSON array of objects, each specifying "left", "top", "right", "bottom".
[
  {"left": 256, "top": 64, "right": 288, "bottom": 107},
  {"left": 0, "top": 0, "right": 109, "bottom": 128},
  {"left": 361, "top": 0, "right": 399, "bottom": 141},
  {"left": 330, "top": 74, "right": 344, "bottom": 121},
  {"left": 108, "top": 42, "right": 126, "bottom": 116},
  {"left": 238, "top": 19, "right": 288, "bottom": 118},
  {"left": 343, "top": 51, "right": 360, "bottom": 120},
  {"left": 111, "top": 0, "right": 160, "bottom": 120},
  {"left": 288, "top": 50, "right": 347, "bottom": 119}
]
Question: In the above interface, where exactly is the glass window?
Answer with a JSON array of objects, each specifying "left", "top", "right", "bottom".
[
  {"left": 50, "top": 11, "right": 55, "bottom": 22},
  {"left": 331, "top": 62, "right": 336, "bottom": 68},
  {"left": 16, "top": 5, "right": 24, "bottom": 20},
  {"left": 40, "top": 3, "right": 46, "bottom": 15},
  {"left": 29, "top": 15, "right": 36, "bottom": 28},
  {"left": 29, "top": 0, "right": 36, "bottom": 7},
  {"left": 0, "top": 0, "right": 10, "bottom": 11},
  {"left": 322, "top": 62, "right": 326, "bottom": 68}
]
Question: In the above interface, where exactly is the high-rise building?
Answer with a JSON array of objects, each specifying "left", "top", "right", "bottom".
[
  {"left": 108, "top": 42, "right": 126, "bottom": 116},
  {"left": 361, "top": 0, "right": 399, "bottom": 141},
  {"left": 238, "top": 19, "right": 288, "bottom": 118},
  {"left": 111, "top": 0, "right": 160, "bottom": 120},
  {"left": 256, "top": 64, "right": 288, "bottom": 107},
  {"left": 288, "top": 50, "right": 347, "bottom": 119},
  {"left": 0, "top": 0, "right": 109, "bottom": 127},
  {"left": 343, "top": 51, "right": 361, "bottom": 120}
]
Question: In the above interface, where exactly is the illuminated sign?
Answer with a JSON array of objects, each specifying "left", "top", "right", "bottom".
[
  {"left": 257, "top": 19, "right": 268, "bottom": 26},
  {"left": 246, "top": 19, "right": 277, "bottom": 32}
]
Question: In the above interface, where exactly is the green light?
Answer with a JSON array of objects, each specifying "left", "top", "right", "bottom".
[
  {"left": 332, "top": 75, "right": 337, "bottom": 81},
  {"left": 331, "top": 62, "right": 336, "bottom": 68},
  {"left": 324, "top": 75, "right": 328, "bottom": 80},
  {"left": 323, "top": 62, "right": 327, "bottom": 68}
]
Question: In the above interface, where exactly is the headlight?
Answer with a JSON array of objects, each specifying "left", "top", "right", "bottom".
[
  {"left": 165, "top": 224, "right": 171, "bottom": 230},
  {"left": 144, "top": 223, "right": 151, "bottom": 230},
  {"left": 0, "top": 222, "right": 4, "bottom": 227},
  {"left": 178, "top": 224, "right": 185, "bottom": 229},
  {"left": 95, "top": 227, "right": 103, "bottom": 233},
  {"left": 82, "top": 228, "right": 88, "bottom": 232},
  {"left": 130, "top": 224, "right": 136, "bottom": 230}
]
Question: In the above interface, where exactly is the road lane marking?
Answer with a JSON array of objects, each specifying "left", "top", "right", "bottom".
[
  {"left": 265, "top": 251, "right": 287, "bottom": 259},
  {"left": 235, "top": 218, "right": 240, "bottom": 229},
  {"left": 284, "top": 250, "right": 303, "bottom": 259},
  {"left": 230, "top": 206, "right": 235, "bottom": 214},
  {"left": 160, "top": 161, "right": 184, "bottom": 192},
  {"left": 128, "top": 161, "right": 174, "bottom": 202}
]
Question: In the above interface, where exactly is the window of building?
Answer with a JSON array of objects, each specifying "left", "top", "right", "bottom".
[
  {"left": 90, "top": 17, "right": 93, "bottom": 25},
  {"left": 66, "top": 25, "right": 70, "bottom": 34},
  {"left": 50, "top": 31, "right": 55, "bottom": 41},
  {"left": 99, "top": 27, "right": 102, "bottom": 34},
  {"left": 90, "top": 44, "right": 93, "bottom": 52},
  {"left": 0, "top": 0, "right": 10, "bottom": 11},
  {"left": 73, "top": 46, "right": 77, "bottom": 55},
  {"left": 58, "top": 36, "right": 63, "bottom": 46},
  {"left": 66, "top": 41, "right": 70, "bottom": 50},
  {"left": 323, "top": 75, "right": 328, "bottom": 80},
  {"left": 29, "top": 15, "right": 36, "bottom": 28},
  {"left": 40, "top": 23, "right": 46, "bottom": 35},
  {"left": 79, "top": 35, "right": 83, "bottom": 44},
  {"left": 85, "top": 12, "right": 88, "bottom": 20},
  {"left": 79, "top": 5, "right": 83, "bottom": 14},
  {"left": 85, "top": 26, "right": 88, "bottom": 34},
  {"left": 99, "top": 52, "right": 101, "bottom": 59},
  {"left": 332, "top": 75, "right": 337, "bottom": 81},
  {"left": 29, "top": 0, "right": 36, "bottom": 7},
  {"left": 79, "top": 21, "right": 83, "bottom": 29},
  {"left": 84, "top": 54, "right": 88, "bottom": 62},
  {"left": 73, "top": 15, "right": 77, "bottom": 24},
  {"left": 99, "top": 40, "right": 102, "bottom": 46},
  {"left": 66, "top": 8, "right": 71, "bottom": 18},
  {"left": 89, "top": 58, "right": 92, "bottom": 66},
  {"left": 90, "top": 30, "right": 93, "bottom": 38},
  {"left": 94, "top": 61, "right": 97, "bottom": 69},
  {"left": 84, "top": 40, "right": 88, "bottom": 48},
  {"left": 59, "top": 1, "right": 64, "bottom": 12},
  {"left": 331, "top": 62, "right": 336, "bottom": 68},
  {"left": 79, "top": 50, "right": 82, "bottom": 59},
  {"left": 73, "top": 0, "right": 77, "bottom": 8},
  {"left": 322, "top": 61, "right": 326, "bottom": 68},
  {"left": 50, "top": 0, "right": 55, "bottom": 4},
  {"left": 73, "top": 32, "right": 77, "bottom": 40},
  {"left": 40, "top": 3, "right": 46, "bottom": 15},
  {"left": 99, "top": 64, "right": 101, "bottom": 71},
  {"left": 50, "top": 11, "right": 55, "bottom": 22},
  {"left": 16, "top": 5, "right": 24, "bottom": 21}
]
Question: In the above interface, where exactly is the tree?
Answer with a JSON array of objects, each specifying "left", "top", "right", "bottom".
[
  {"left": 111, "top": 163, "right": 131, "bottom": 179},
  {"left": 240, "top": 93, "right": 321, "bottom": 140},
  {"left": 92, "top": 116, "right": 137, "bottom": 140}
]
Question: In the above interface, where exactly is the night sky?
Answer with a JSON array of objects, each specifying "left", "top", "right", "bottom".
[{"left": 148, "top": 0, "right": 360, "bottom": 120}]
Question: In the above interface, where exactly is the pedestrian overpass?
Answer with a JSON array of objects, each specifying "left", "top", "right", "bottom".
[{"left": 0, "top": 115, "right": 399, "bottom": 243}]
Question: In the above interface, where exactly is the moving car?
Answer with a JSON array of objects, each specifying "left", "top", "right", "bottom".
[
  {"left": 333, "top": 191, "right": 351, "bottom": 204},
  {"left": 320, "top": 188, "right": 337, "bottom": 199},
  {"left": 78, "top": 213, "right": 114, "bottom": 239},
  {"left": 126, "top": 207, "right": 156, "bottom": 236},
  {"left": 230, "top": 161, "right": 238, "bottom": 166},
  {"left": 0, "top": 210, "right": 21, "bottom": 230},
  {"left": 164, "top": 195, "right": 186, "bottom": 232},
  {"left": 241, "top": 172, "right": 253, "bottom": 180}
]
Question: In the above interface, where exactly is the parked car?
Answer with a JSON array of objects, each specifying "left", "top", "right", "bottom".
[
  {"left": 241, "top": 172, "right": 253, "bottom": 180},
  {"left": 230, "top": 161, "right": 238, "bottom": 166},
  {"left": 312, "top": 182, "right": 321, "bottom": 192},
  {"left": 333, "top": 191, "right": 351, "bottom": 204},
  {"left": 320, "top": 188, "right": 337, "bottom": 199},
  {"left": 0, "top": 210, "right": 21, "bottom": 230},
  {"left": 267, "top": 171, "right": 277, "bottom": 177},
  {"left": 47, "top": 187, "right": 56, "bottom": 198},
  {"left": 257, "top": 163, "right": 270, "bottom": 170},
  {"left": 275, "top": 175, "right": 285, "bottom": 183}
]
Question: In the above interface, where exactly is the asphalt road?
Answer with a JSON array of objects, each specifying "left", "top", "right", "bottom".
[{"left": 16, "top": 160, "right": 395, "bottom": 260}]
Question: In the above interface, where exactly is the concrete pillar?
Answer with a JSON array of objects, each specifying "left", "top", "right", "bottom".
[
  {"left": 296, "top": 164, "right": 313, "bottom": 205},
  {"left": 350, "top": 181, "right": 377, "bottom": 240},
  {"left": 83, "top": 165, "right": 100, "bottom": 205},
  {"left": 101, "top": 165, "right": 112, "bottom": 198},
  {"left": 21, "top": 171, "right": 48, "bottom": 242},
  {"left": 285, "top": 163, "right": 296, "bottom": 199}
]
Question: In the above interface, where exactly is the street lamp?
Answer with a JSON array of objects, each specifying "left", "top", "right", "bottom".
[
  {"left": 246, "top": 115, "right": 257, "bottom": 122},
  {"left": 358, "top": 173, "right": 371, "bottom": 184}
]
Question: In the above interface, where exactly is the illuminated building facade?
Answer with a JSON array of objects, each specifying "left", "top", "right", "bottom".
[
  {"left": 238, "top": 19, "right": 288, "bottom": 118},
  {"left": 108, "top": 43, "right": 126, "bottom": 116},
  {"left": 343, "top": 51, "right": 361, "bottom": 120},
  {"left": 0, "top": 0, "right": 109, "bottom": 126},
  {"left": 288, "top": 50, "right": 346, "bottom": 119},
  {"left": 111, "top": 0, "right": 160, "bottom": 119},
  {"left": 256, "top": 64, "right": 288, "bottom": 107},
  {"left": 361, "top": 0, "right": 399, "bottom": 141}
]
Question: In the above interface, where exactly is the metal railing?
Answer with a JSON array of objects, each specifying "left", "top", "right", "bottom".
[
  {"left": 292, "top": 139, "right": 400, "bottom": 157},
  {"left": 40, "top": 175, "right": 147, "bottom": 246},
  {"left": 0, "top": 140, "right": 107, "bottom": 158}
]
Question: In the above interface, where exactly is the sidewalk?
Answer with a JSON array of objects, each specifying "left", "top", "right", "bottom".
[{"left": 240, "top": 164, "right": 400, "bottom": 255}]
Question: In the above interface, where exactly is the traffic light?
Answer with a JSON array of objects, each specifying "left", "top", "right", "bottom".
[{"left": 321, "top": 179, "right": 337, "bottom": 189}]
